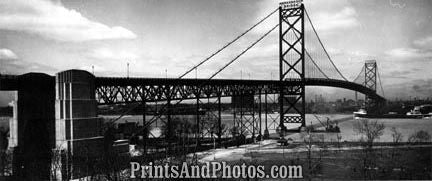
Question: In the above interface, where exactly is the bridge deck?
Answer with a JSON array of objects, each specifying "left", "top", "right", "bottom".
[
  {"left": 1, "top": 74, "right": 384, "bottom": 104},
  {"left": 95, "top": 77, "right": 385, "bottom": 104}
]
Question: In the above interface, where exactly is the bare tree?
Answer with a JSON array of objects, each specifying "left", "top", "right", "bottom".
[
  {"left": 389, "top": 127, "right": 403, "bottom": 161},
  {"left": 301, "top": 131, "right": 325, "bottom": 178},
  {"left": 353, "top": 119, "right": 385, "bottom": 148},
  {"left": 336, "top": 133, "right": 342, "bottom": 151},
  {"left": 50, "top": 145, "right": 100, "bottom": 181},
  {"left": 301, "top": 131, "right": 313, "bottom": 177},
  {"left": 352, "top": 119, "right": 385, "bottom": 179},
  {"left": 390, "top": 127, "right": 403, "bottom": 144},
  {"left": 50, "top": 146, "right": 63, "bottom": 180},
  {"left": 0, "top": 149, "right": 12, "bottom": 177},
  {"left": 316, "top": 134, "right": 326, "bottom": 160},
  {"left": 408, "top": 130, "right": 431, "bottom": 143},
  {"left": 2, "top": 150, "right": 13, "bottom": 176}
]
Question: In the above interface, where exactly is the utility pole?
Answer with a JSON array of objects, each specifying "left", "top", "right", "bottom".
[{"left": 92, "top": 65, "right": 94, "bottom": 75}]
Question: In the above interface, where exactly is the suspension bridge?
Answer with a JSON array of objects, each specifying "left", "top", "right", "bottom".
[{"left": 0, "top": 1, "right": 386, "bottom": 180}]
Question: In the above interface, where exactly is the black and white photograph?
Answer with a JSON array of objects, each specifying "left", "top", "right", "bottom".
[{"left": 0, "top": 0, "right": 432, "bottom": 180}]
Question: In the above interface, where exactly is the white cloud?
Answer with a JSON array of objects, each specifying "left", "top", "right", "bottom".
[
  {"left": 251, "top": 1, "right": 359, "bottom": 36},
  {"left": 313, "top": 7, "right": 360, "bottom": 31},
  {"left": 326, "top": 48, "right": 373, "bottom": 60},
  {"left": 0, "top": 0, "right": 137, "bottom": 42},
  {"left": 389, "top": 0, "right": 406, "bottom": 9},
  {"left": 385, "top": 48, "right": 432, "bottom": 58},
  {"left": 414, "top": 36, "right": 432, "bottom": 48},
  {"left": 0, "top": 48, "right": 18, "bottom": 59},
  {"left": 349, "top": 51, "right": 370, "bottom": 57},
  {"left": 242, "top": 43, "right": 278, "bottom": 59},
  {"left": 327, "top": 48, "right": 343, "bottom": 56}
]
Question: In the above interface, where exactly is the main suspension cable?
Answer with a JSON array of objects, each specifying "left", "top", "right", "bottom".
[
  {"left": 135, "top": 25, "right": 280, "bottom": 136},
  {"left": 108, "top": 9, "right": 279, "bottom": 125},
  {"left": 208, "top": 24, "right": 279, "bottom": 79},
  {"left": 139, "top": 25, "right": 278, "bottom": 132},
  {"left": 178, "top": 8, "right": 279, "bottom": 78}
]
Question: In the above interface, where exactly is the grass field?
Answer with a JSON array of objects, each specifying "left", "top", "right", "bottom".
[
  {"left": 195, "top": 139, "right": 432, "bottom": 180},
  {"left": 235, "top": 146, "right": 432, "bottom": 180}
]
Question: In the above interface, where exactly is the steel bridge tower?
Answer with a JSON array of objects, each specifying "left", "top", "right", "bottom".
[
  {"left": 279, "top": 2, "right": 306, "bottom": 131},
  {"left": 364, "top": 60, "right": 378, "bottom": 113}
]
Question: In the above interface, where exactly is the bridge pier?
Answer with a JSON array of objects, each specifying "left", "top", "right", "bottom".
[
  {"left": 196, "top": 96, "right": 200, "bottom": 146},
  {"left": 217, "top": 95, "right": 222, "bottom": 146},
  {"left": 141, "top": 97, "right": 147, "bottom": 152},
  {"left": 201, "top": 96, "right": 220, "bottom": 145},
  {"left": 166, "top": 93, "right": 172, "bottom": 153},
  {"left": 263, "top": 91, "right": 269, "bottom": 139},
  {"left": 258, "top": 90, "right": 262, "bottom": 139},
  {"left": 233, "top": 93, "right": 258, "bottom": 140},
  {"left": 5, "top": 71, "right": 105, "bottom": 180},
  {"left": 263, "top": 92, "right": 279, "bottom": 138},
  {"left": 11, "top": 73, "right": 55, "bottom": 180},
  {"left": 54, "top": 70, "right": 104, "bottom": 180}
]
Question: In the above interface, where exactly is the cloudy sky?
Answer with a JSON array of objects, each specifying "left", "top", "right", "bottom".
[{"left": 0, "top": 0, "right": 431, "bottom": 105}]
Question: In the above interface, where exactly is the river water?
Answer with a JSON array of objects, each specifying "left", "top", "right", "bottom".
[
  {"left": 2, "top": 114, "right": 431, "bottom": 142},
  {"left": 101, "top": 114, "right": 432, "bottom": 142}
]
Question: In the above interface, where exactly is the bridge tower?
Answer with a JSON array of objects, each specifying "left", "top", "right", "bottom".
[
  {"left": 279, "top": 1, "right": 306, "bottom": 131},
  {"left": 364, "top": 60, "right": 378, "bottom": 114}
]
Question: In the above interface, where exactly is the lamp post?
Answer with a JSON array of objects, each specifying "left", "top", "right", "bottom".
[{"left": 127, "top": 62, "right": 129, "bottom": 78}]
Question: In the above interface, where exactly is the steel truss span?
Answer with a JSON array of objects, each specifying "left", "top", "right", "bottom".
[{"left": 95, "top": 77, "right": 385, "bottom": 105}]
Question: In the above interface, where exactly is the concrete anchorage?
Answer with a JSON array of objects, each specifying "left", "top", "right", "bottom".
[{"left": 54, "top": 70, "right": 104, "bottom": 180}]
